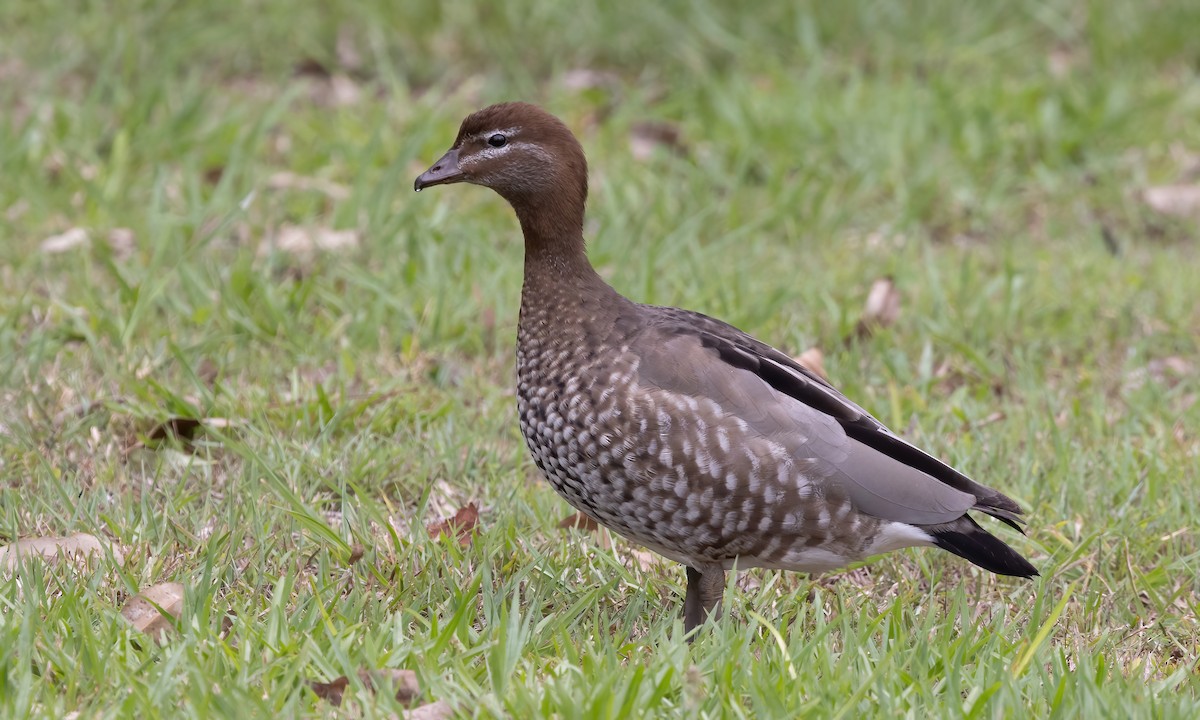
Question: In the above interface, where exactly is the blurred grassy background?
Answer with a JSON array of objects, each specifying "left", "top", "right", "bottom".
[{"left": 2, "top": 0, "right": 1198, "bottom": 717}]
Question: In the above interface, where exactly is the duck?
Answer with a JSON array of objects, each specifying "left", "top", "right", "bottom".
[{"left": 414, "top": 102, "right": 1036, "bottom": 637}]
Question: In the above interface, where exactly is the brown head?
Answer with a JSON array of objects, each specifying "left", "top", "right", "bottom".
[{"left": 415, "top": 102, "right": 590, "bottom": 255}]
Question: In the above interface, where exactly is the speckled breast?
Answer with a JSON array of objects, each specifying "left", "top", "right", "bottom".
[
  {"left": 515, "top": 310, "right": 876, "bottom": 570},
  {"left": 514, "top": 323, "right": 764, "bottom": 566},
  {"left": 516, "top": 328, "right": 629, "bottom": 517}
]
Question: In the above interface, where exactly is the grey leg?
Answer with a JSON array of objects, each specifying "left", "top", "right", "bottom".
[{"left": 683, "top": 566, "right": 726, "bottom": 639}]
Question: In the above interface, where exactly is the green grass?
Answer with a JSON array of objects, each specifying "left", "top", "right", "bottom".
[{"left": 2, "top": 0, "right": 1199, "bottom": 716}]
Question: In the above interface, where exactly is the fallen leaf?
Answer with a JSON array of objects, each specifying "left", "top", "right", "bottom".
[
  {"left": 42, "top": 149, "right": 67, "bottom": 180},
  {"left": 360, "top": 669, "right": 420, "bottom": 705},
  {"left": 1047, "top": 45, "right": 1087, "bottom": 78},
  {"left": 347, "top": 543, "right": 365, "bottom": 565},
  {"left": 973, "top": 411, "right": 1007, "bottom": 429},
  {"left": 52, "top": 396, "right": 123, "bottom": 427},
  {"left": 426, "top": 503, "right": 480, "bottom": 547},
  {"left": 629, "top": 121, "right": 688, "bottom": 162},
  {"left": 263, "top": 224, "right": 360, "bottom": 257},
  {"left": 558, "top": 512, "right": 600, "bottom": 531},
  {"left": 625, "top": 547, "right": 665, "bottom": 572},
  {"left": 852, "top": 276, "right": 901, "bottom": 341},
  {"left": 557, "top": 511, "right": 611, "bottom": 549},
  {"left": 0, "top": 533, "right": 125, "bottom": 572},
  {"left": 121, "top": 582, "right": 185, "bottom": 638},
  {"left": 793, "top": 347, "right": 828, "bottom": 381},
  {"left": 148, "top": 417, "right": 203, "bottom": 442},
  {"left": 146, "top": 416, "right": 234, "bottom": 442},
  {"left": 308, "top": 676, "right": 350, "bottom": 706},
  {"left": 6, "top": 198, "right": 29, "bottom": 221},
  {"left": 197, "top": 358, "right": 219, "bottom": 385},
  {"left": 125, "top": 416, "right": 235, "bottom": 454},
  {"left": 562, "top": 68, "right": 622, "bottom": 93},
  {"left": 309, "top": 669, "right": 421, "bottom": 707},
  {"left": 1125, "top": 356, "right": 1194, "bottom": 391},
  {"left": 107, "top": 228, "right": 136, "bottom": 260},
  {"left": 303, "top": 74, "right": 362, "bottom": 107},
  {"left": 406, "top": 700, "right": 454, "bottom": 720},
  {"left": 220, "top": 612, "right": 236, "bottom": 638},
  {"left": 40, "top": 228, "right": 90, "bottom": 254},
  {"left": 266, "top": 171, "right": 350, "bottom": 200},
  {"left": 293, "top": 57, "right": 330, "bottom": 78},
  {"left": 1143, "top": 185, "right": 1200, "bottom": 219}
]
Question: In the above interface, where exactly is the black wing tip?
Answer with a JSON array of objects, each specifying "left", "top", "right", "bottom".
[
  {"left": 930, "top": 517, "right": 1039, "bottom": 579},
  {"left": 976, "top": 505, "right": 1027, "bottom": 534}
]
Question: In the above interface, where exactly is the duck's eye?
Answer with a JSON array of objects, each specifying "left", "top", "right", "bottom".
[{"left": 487, "top": 133, "right": 508, "bottom": 148}]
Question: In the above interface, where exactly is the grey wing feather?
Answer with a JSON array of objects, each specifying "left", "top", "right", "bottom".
[
  {"left": 632, "top": 305, "right": 1027, "bottom": 527},
  {"left": 634, "top": 332, "right": 977, "bottom": 526}
]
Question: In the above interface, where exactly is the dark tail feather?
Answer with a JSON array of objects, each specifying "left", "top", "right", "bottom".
[
  {"left": 974, "top": 504, "right": 1025, "bottom": 534},
  {"left": 928, "top": 515, "right": 1038, "bottom": 578}
]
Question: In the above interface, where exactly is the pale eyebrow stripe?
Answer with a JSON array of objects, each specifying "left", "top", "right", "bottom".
[
  {"left": 460, "top": 138, "right": 551, "bottom": 167},
  {"left": 477, "top": 126, "right": 521, "bottom": 139}
]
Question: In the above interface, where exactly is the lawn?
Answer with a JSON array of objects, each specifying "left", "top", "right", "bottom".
[{"left": 2, "top": 0, "right": 1199, "bottom": 717}]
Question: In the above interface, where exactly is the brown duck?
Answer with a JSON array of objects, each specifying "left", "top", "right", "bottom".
[{"left": 415, "top": 102, "right": 1036, "bottom": 636}]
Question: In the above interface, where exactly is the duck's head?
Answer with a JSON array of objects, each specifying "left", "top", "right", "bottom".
[{"left": 414, "top": 102, "right": 588, "bottom": 209}]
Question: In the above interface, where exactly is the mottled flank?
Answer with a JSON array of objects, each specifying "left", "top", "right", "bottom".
[
  {"left": 518, "top": 292, "right": 887, "bottom": 574},
  {"left": 417, "top": 102, "right": 1037, "bottom": 636}
]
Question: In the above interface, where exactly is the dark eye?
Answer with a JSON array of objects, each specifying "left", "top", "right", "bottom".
[{"left": 487, "top": 133, "right": 508, "bottom": 148}]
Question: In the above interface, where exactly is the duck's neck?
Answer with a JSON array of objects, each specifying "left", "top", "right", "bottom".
[{"left": 514, "top": 196, "right": 610, "bottom": 298}]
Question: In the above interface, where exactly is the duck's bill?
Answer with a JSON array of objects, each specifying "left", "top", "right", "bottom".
[{"left": 414, "top": 149, "right": 464, "bottom": 191}]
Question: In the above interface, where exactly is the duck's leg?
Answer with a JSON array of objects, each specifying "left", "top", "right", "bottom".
[{"left": 683, "top": 566, "right": 726, "bottom": 639}]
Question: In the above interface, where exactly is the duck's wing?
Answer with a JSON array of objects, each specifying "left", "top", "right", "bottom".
[{"left": 629, "top": 305, "right": 1028, "bottom": 530}]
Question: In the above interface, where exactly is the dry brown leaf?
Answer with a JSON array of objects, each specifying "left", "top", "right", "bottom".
[
  {"left": 793, "top": 347, "right": 828, "bottom": 381},
  {"left": 40, "top": 228, "right": 90, "bottom": 254},
  {"left": 125, "top": 416, "right": 234, "bottom": 455},
  {"left": 852, "top": 276, "right": 901, "bottom": 340},
  {"left": 148, "top": 417, "right": 203, "bottom": 442},
  {"left": 304, "top": 74, "right": 361, "bottom": 107},
  {"left": 308, "top": 676, "right": 350, "bottom": 706},
  {"left": 5, "top": 198, "right": 29, "bottom": 222},
  {"left": 197, "top": 358, "right": 219, "bottom": 386},
  {"left": 360, "top": 669, "right": 420, "bottom": 705},
  {"left": 1047, "top": 45, "right": 1087, "bottom": 78},
  {"left": 293, "top": 57, "right": 330, "bottom": 78},
  {"left": 426, "top": 503, "right": 480, "bottom": 547},
  {"left": 220, "top": 612, "right": 236, "bottom": 638},
  {"left": 121, "top": 582, "right": 185, "bottom": 638},
  {"left": 862, "top": 276, "right": 901, "bottom": 327},
  {"left": 625, "top": 547, "right": 664, "bottom": 572},
  {"left": 558, "top": 511, "right": 611, "bottom": 549},
  {"left": 107, "top": 228, "right": 136, "bottom": 260},
  {"left": 562, "top": 68, "right": 622, "bottom": 93},
  {"left": 335, "top": 26, "right": 364, "bottom": 73},
  {"left": 1125, "top": 356, "right": 1194, "bottom": 391},
  {"left": 146, "top": 417, "right": 234, "bottom": 443},
  {"left": 309, "top": 669, "right": 422, "bottom": 707},
  {"left": 266, "top": 171, "right": 351, "bottom": 200},
  {"left": 264, "top": 224, "right": 360, "bottom": 257},
  {"left": 974, "top": 411, "right": 1007, "bottom": 429},
  {"left": 406, "top": 700, "right": 454, "bottom": 720},
  {"left": 558, "top": 512, "right": 601, "bottom": 532},
  {"left": 629, "top": 121, "right": 688, "bottom": 162},
  {"left": 0, "top": 533, "right": 124, "bottom": 572},
  {"left": 347, "top": 543, "right": 365, "bottom": 565},
  {"left": 1143, "top": 185, "right": 1200, "bottom": 219}
]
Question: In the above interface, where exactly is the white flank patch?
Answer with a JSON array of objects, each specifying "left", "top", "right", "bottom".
[{"left": 866, "top": 523, "right": 935, "bottom": 554}]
